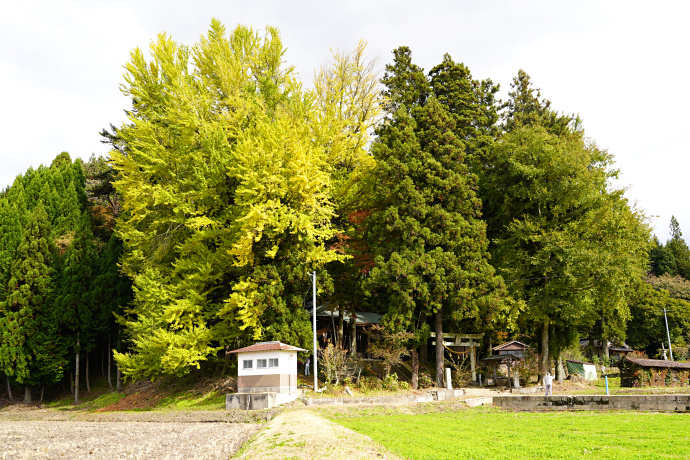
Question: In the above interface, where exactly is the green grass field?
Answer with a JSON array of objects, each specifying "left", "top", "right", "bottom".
[{"left": 329, "top": 406, "right": 690, "bottom": 459}]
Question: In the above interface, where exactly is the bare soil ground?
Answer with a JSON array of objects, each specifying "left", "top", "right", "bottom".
[{"left": 0, "top": 420, "right": 258, "bottom": 460}]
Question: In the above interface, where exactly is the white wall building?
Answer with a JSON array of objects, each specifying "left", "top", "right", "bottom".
[{"left": 227, "top": 341, "right": 307, "bottom": 409}]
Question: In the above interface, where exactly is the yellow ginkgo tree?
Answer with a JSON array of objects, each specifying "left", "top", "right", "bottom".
[{"left": 109, "top": 20, "right": 349, "bottom": 379}]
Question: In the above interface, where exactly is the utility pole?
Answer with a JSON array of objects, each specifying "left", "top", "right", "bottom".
[
  {"left": 312, "top": 271, "right": 318, "bottom": 391},
  {"left": 663, "top": 307, "right": 674, "bottom": 361}
]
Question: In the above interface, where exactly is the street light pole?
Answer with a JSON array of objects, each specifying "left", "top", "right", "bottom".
[
  {"left": 663, "top": 307, "right": 674, "bottom": 361},
  {"left": 312, "top": 271, "right": 318, "bottom": 391}
]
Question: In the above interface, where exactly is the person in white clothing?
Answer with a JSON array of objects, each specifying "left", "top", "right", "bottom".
[
  {"left": 544, "top": 372, "right": 553, "bottom": 396},
  {"left": 305, "top": 356, "right": 311, "bottom": 376}
]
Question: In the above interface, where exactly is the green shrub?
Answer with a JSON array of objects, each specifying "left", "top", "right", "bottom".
[
  {"left": 358, "top": 377, "right": 383, "bottom": 392},
  {"left": 418, "top": 372, "right": 434, "bottom": 389},
  {"left": 383, "top": 373, "right": 400, "bottom": 391},
  {"left": 673, "top": 346, "right": 689, "bottom": 361}
]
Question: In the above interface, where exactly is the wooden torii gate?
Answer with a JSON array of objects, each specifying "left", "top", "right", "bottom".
[{"left": 431, "top": 332, "right": 484, "bottom": 382}]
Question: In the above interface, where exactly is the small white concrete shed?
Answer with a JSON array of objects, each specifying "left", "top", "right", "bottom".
[{"left": 226, "top": 341, "right": 307, "bottom": 410}]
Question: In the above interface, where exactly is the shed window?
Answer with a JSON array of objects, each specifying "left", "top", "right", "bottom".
[
  {"left": 269, "top": 358, "right": 278, "bottom": 368},
  {"left": 257, "top": 359, "right": 267, "bottom": 369},
  {"left": 243, "top": 360, "right": 253, "bottom": 369}
]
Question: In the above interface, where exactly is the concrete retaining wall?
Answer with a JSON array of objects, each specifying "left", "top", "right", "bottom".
[
  {"left": 226, "top": 391, "right": 301, "bottom": 410},
  {"left": 305, "top": 394, "right": 433, "bottom": 406},
  {"left": 494, "top": 395, "right": 690, "bottom": 411},
  {"left": 227, "top": 393, "right": 276, "bottom": 410},
  {"left": 304, "top": 389, "right": 465, "bottom": 406},
  {"left": 510, "top": 386, "right": 543, "bottom": 395}
]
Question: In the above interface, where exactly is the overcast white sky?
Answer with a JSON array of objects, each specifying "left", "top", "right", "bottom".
[{"left": 1, "top": 1, "right": 688, "bottom": 240}]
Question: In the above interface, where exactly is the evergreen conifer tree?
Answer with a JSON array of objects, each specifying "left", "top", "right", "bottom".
[
  {"left": 380, "top": 46, "right": 429, "bottom": 114},
  {"left": 649, "top": 236, "right": 678, "bottom": 276},
  {"left": 53, "top": 212, "right": 96, "bottom": 403},
  {"left": 364, "top": 98, "right": 504, "bottom": 387},
  {"left": 0, "top": 200, "right": 25, "bottom": 296},
  {"left": 501, "top": 69, "right": 572, "bottom": 135},
  {"left": 90, "top": 234, "right": 132, "bottom": 389},
  {"left": 0, "top": 204, "right": 58, "bottom": 401},
  {"left": 666, "top": 216, "right": 690, "bottom": 280}
]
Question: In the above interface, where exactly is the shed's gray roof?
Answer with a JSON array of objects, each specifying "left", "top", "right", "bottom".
[
  {"left": 482, "top": 354, "right": 522, "bottom": 364},
  {"left": 623, "top": 356, "right": 690, "bottom": 370},
  {"left": 609, "top": 347, "right": 634, "bottom": 353},
  {"left": 493, "top": 340, "right": 530, "bottom": 351},
  {"left": 315, "top": 304, "right": 382, "bottom": 325}
]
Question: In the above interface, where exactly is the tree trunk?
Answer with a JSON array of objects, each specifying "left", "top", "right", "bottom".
[
  {"left": 116, "top": 364, "right": 122, "bottom": 392},
  {"left": 221, "top": 347, "right": 230, "bottom": 376},
  {"left": 24, "top": 384, "right": 31, "bottom": 404},
  {"left": 541, "top": 319, "right": 549, "bottom": 378},
  {"left": 411, "top": 349, "right": 419, "bottom": 390},
  {"left": 337, "top": 307, "right": 344, "bottom": 349},
  {"left": 420, "top": 336, "right": 427, "bottom": 363},
  {"left": 101, "top": 346, "right": 105, "bottom": 378},
  {"left": 602, "top": 339, "right": 610, "bottom": 360},
  {"left": 107, "top": 335, "right": 113, "bottom": 391},
  {"left": 75, "top": 331, "right": 80, "bottom": 404},
  {"left": 435, "top": 309, "right": 444, "bottom": 388},
  {"left": 40, "top": 386, "right": 45, "bottom": 404},
  {"left": 556, "top": 355, "right": 565, "bottom": 382},
  {"left": 86, "top": 353, "right": 91, "bottom": 394},
  {"left": 69, "top": 371, "right": 74, "bottom": 396},
  {"left": 6, "top": 374, "right": 13, "bottom": 402},
  {"left": 115, "top": 327, "right": 122, "bottom": 392},
  {"left": 348, "top": 311, "right": 357, "bottom": 357}
]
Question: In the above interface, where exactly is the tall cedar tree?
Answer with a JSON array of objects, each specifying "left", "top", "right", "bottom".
[
  {"left": 54, "top": 212, "right": 96, "bottom": 403},
  {"left": 0, "top": 205, "right": 62, "bottom": 402},
  {"left": 500, "top": 69, "right": 572, "bottom": 136},
  {"left": 371, "top": 47, "right": 505, "bottom": 386},
  {"left": 380, "top": 46, "right": 430, "bottom": 114},
  {"left": 90, "top": 234, "right": 132, "bottom": 389},
  {"left": 0, "top": 154, "right": 91, "bottom": 399},
  {"left": 648, "top": 236, "right": 677, "bottom": 277},
  {"left": 666, "top": 216, "right": 690, "bottom": 279},
  {"left": 0, "top": 199, "right": 25, "bottom": 298},
  {"left": 364, "top": 98, "right": 503, "bottom": 387},
  {"left": 428, "top": 54, "right": 500, "bottom": 168},
  {"left": 0, "top": 153, "right": 110, "bottom": 399},
  {"left": 83, "top": 154, "right": 121, "bottom": 240}
]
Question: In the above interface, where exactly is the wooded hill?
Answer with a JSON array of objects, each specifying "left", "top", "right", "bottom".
[{"left": 2, "top": 21, "right": 690, "bottom": 400}]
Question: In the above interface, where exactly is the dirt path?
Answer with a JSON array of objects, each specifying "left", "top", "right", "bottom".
[{"left": 236, "top": 409, "right": 403, "bottom": 460}]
